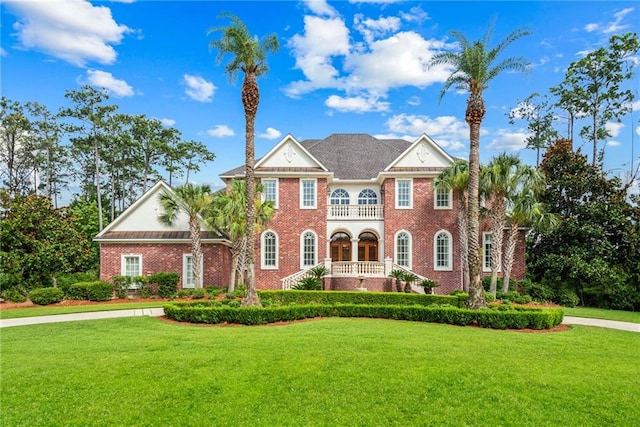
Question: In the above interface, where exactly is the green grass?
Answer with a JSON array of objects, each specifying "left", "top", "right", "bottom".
[
  {"left": 0, "top": 301, "right": 165, "bottom": 319},
  {"left": 2, "top": 317, "right": 639, "bottom": 426},
  {"left": 563, "top": 307, "right": 640, "bottom": 324}
]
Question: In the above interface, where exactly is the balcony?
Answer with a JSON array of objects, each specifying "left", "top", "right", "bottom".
[{"left": 327, "top": 204, "right": 383, "bottom": 220}]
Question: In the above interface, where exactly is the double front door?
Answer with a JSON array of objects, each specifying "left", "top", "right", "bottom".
[{"left": 330, "top": 232, "right": 378, "bottom": 262}]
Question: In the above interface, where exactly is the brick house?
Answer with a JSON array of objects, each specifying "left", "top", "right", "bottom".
[{"left": 96, "top": 133, "right": 526, "bottom": 293}]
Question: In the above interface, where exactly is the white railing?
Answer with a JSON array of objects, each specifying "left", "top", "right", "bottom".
[
  {"left": 331, "top": 261, "right": 386, "bottom": 277},
  {"left": 327, "top": 204, "right": 383, "bottom": 220},
  {"left": 280, "top": 264, "right": 324, "bottom": 290}
]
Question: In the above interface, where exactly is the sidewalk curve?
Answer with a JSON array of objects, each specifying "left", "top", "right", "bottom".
[{"left": 1, "top": 309, "right": 638, "bottom": 332}]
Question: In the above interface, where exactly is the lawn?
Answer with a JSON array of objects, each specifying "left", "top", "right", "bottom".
[
  {"left": 563, "top": 306, "right": 640, "bottom": 324},
  {"left": 0, "top": 301, "right": 166, "bottom": 319},
  {"left": 2, "top": 317, "right": 639, "bottom": 426}
]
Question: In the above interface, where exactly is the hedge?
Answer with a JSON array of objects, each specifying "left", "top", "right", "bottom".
[
  {"left": 163, "top": 301, "right": 564, "bottom": 330},
  {"left": 257, "top": 290, "right": 467, "bottom": 308},
  {"left": 67, "top": 281, "right": 113, "bottom": 301},
  {"left": 29, "top": 287, "right": 64, "bottom": 305}
]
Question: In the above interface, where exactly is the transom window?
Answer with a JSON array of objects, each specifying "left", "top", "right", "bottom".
[
  {"left": 395, "top": 231, "right": 411, "bottom": 268},
  {"left": 300, "top": 179, "right": 317, "bottom": 209},
  {"left": 434, "top": 231, "right": 452, "bottom": 270},
  {"left": 396, "top": 179, "right": 412, "bottom": 208},
  {"left": 262, "top": 231, "right": 278, "bottom": 269},
  {"left": 301, "top": 231, "right": 317, "bottom": 268},
  {"left": 435, "top": 187, "right": 451, "bottom": 209},
  {"left": 358, "top": 188, "right": 377, "bottom": 205},
  {"left": 262, "top": 178, "right": 278, "bottom": 208},
  {"left": 330, "top": 188, "right": 350, "bottom": 205}
]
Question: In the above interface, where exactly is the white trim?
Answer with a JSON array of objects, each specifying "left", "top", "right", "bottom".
[
  {"left": 395, "top": 178, "right": 413, "bottom": 209},
  {"left": 121, "top": 254, "right": 142, "bottom": 277},
  {"left": 255, "top": 134, "right": 328, "bottom": 171},
  {"left": 300, "top": 229, "right": 318, "bottom": 269},
  {"left": 384, "top": 133, "right": 455, "bottom": 171},
  {"left": 182, "top": 253, "right": 203, "bottom": 288},
  {"left": 434, "top": 230, "right": 453, "bottom": 271},
  {"left": 394, "top": 230, "right": 412, "bottom": 270},
  {"left": 261, "top": 178, "right": 279, "bottom": 209},
  {"left": 261, "top": 230, "right": 279, "bottom": 270},
  {"left": 434, "top": 187, "right": 452, "bottom": 210},
  {"left": 299, "top": 178, "right": 317, "bottom": 209}
]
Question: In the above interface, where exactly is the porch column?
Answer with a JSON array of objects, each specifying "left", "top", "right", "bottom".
[
  {"left": 384, "top": 257, "right": 393, "bottom": 276},
  {"left": 351, "top": 238, "right": 359, "bottom": 274}
]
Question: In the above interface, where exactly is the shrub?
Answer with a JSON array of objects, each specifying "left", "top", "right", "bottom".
[
  {"left": 484, "top": 292, "right": 495, "bottom": 303},
  {"left": 149, "top": 272, "right": 180, "bottom": 298},
  {"left": 135, "top": 276, "right": 152, "bottom": 298},
  {"left": 417, "top": 278, "right": 439, "bottom": 294},
  {"left": 112, "top": 275, "right": 133, "bottom": 299},
  {"left": 226, "top": 285, "right": 246, "bottom": 299},
  {"left": 29, "top": 287, "right": 64, "bottom": 305},
  {"left": 176, "top": 289, "right": 193, "bottom": 298},
  {"left": 497, "top": 291, "right": 532, "bottom": 305},
  {"left": 257, "top": 290, "right": 464, "bottom": 308},
  {"left": 68, "top": 281, "right": 113, "bottom": 301},
  {"left": 293, "top": 276, "right": 322, "bottom": 290},
  {"left": 192, "top": 288, "right": 206, "bottom": 299},
  {"left": 56, "top": 271, "right": 98, "bottom": 297},
  {"left": 520, "top": 280, "right": 555, "bottom": 303},
  {"left": 1, "top": 287, "right": 27, "bottom": 303},
  {"left": 557, "top": 288, "right": 579, "bottom": 307},
  {"left": 0, "top": 273, "right": 23, "bottom": 293},
  {"left": 205, "top": 285, "right": 223, "bottom": 298}
]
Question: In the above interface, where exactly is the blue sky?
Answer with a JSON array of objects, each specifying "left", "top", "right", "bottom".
[{"left": 2, "top": 0, "right": 639, "bottom": 198}]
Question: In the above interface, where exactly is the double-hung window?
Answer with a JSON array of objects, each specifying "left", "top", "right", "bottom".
[
  {"left": 122, "top": 255, "right": 141, "bottom": 277},
  {"left": 262, "top": 231, "right": 278, "bottom": 269},
  {"left": 300, "top": 179, "right": 317, "bottom": 209},
  {"left": 395, "top": 231, "right": 411, "bottom": 269},
  {"left": 396, "top": 179, "right": 412, "bottom": 209},
  {"left": 262, "top": 178, "right": 278, "bottom": 208},
  {"left": 434, "top": 231, "right": 452, "bottom": 270},
  {"left": 301, "top": 231, "right": 317, "bottom": 268},
  {"left": 435, "top": 187, "right": 452, "bottom": 209}
]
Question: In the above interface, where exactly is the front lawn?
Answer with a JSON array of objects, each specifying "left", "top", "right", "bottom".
[
  {"left": 0, "top": 301, "right": 166, "bottom": 319},
  {"left": 563, "top": 306, "right": 640, "bottom": 324},
  {"left": 1, "top": 317, "right": 638, "bottom": 426}
]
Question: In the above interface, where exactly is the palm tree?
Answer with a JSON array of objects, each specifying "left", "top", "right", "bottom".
[
  {"left": 208, "top": 179, "right": 274, "bottom": 292},
  {"left": 209, "top": 14, "right": 279, "bottom": 306},
  {"left": 435, "top": 159, "right": 470, "bottom": 292},
  {"left": 158, "top": 183, "right": 215, "bottom": 289},
  {"left": 503, "top": 189, "right": 557, "bottom": 292},
  {"left": 427, "top": 23, "right": 531, "bottom": 309}
]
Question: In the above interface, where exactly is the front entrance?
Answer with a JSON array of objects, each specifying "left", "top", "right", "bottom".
[
  {"left": 330, "top": 232, "right": 351, "bottom": 262},
  {"left": 358, "top": 232, "right": 378, "bottom": 261}
]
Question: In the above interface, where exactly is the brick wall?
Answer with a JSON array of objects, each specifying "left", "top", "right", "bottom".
[{"left": 100, "top": 242, "right": 232, "bottom": 288}]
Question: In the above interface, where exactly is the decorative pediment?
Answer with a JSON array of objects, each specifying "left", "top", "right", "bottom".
[
  {"left": 385, "top": 134, "right": 454, "bottom": 170},
  {"left": 256, "top": 134, "right": 327, "bottom": 171}
]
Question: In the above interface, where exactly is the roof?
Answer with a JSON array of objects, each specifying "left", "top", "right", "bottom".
[
  {"left": 221, "top": 133, "right": 412, "bottom": 180},
  {"left": 98, "top": 231, "right": 224, "bottom": 240}
]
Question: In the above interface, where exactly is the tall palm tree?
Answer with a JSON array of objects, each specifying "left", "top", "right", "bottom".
[
  {"left": 427, "top": 23, "right": 531, "bottom": 309},
  {"left": 503, "top": 189, "right": 557, "bottom": 292},
  {"left": 435, "top": 159, "right": 470, "bottom": 292},
  {"left": 208, "top": 179, "right": 274, "bottom": 292},
  {"left": 158, "top": 183, "right": 215, "bottom": 288},
  {"left": 209, "top": 14, "right": 279, "bottom": 306}
]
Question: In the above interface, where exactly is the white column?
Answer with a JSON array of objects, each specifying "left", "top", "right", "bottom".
[{"left": 351, "top": 238, "right": 359, "bottom": 274}]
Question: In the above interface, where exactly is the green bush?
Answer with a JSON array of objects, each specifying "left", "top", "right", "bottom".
[
  {"left": 112, "top": 275, "right": 132, "bottom": 299},
  {"left": 68, "top": 281, "right": 113, "bottom": 301},
  {"left": 257, "top": 290, "right": 464, "bottom": 308},
  {"left": 1, "top": 287, "right": 28, "bottom": 303},
  {"left": 192, "top": 288, "right": 206, "bottom": 299},
  {"left": 29, "top": 287, "right": 64, "bottom": 305},
  {"left": 519, "top": 281, "right": 556, "bottom": 303},
  {"left": 0, "top": 273, "right": 24, "bottom": 293},
  {"left": 226, "top": 285, "right": 246, "bottom": 299},
  {"left": 176, "top": 289, "right": 193, "bottom": 298},
  {"left": 149, "top": 272, "right": 180, "bottom": 298},
  {"left": 56, "top": 271, "right": 98, "bottom": 297},
  {"left": 497, "top": 291, "right": 533, "bottom": 304},
  {"left": 557, "top": 288, "right": 579, "bottom": 307},
  {"left": 484, "top": 292, "right": 495, "bottom": 303},
  {"left": 205, "top": 285, "right": 222, "bottom": 298},
  {"left": 293, "top": 276, "right": 322, "bottom": 290},
  {"left": 135, "top": 276, "right": 152, "bottom": 298}
]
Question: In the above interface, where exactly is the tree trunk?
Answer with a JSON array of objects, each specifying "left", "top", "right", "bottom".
[
  {"left": 465, "top": 94, "right": 486, "bottom": 309},
  {"left": 457, "top": 193, "right": 470, "bottom": 292},
  {"left": 189, "top": 216, "right": 202, "bottom": 288},
  {"left": 93, "top": 129, "right": 104, "bottom": 231},
  {"left": 502, "top": 222, "right": 519, "bottom": 293},
  {"left": 489, "top": 195, "right": 505, "bottom": 296},
  {"left": 241, "top": 73, "right": 261, "bottom": 307}
]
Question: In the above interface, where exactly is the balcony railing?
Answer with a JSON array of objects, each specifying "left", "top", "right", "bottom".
[
  {"left": 327, "top": 204, "right": 383, "bottom": 220},
  {"left": 331, "top": 261, "right": 386, "bottom": 277}
]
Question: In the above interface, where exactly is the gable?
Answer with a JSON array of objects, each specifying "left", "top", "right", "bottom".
[
  {"left": 255, "top": 134, "right": 327, "bottom": 171},
  {"left": 385, "top": 134, "right": 454, "bottom": 170}
]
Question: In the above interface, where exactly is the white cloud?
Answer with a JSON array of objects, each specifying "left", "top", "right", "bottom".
[
  {"left": 303, "top": 0, "right": 338, "bottom": 17},
  {"left": 259, "top": 127, "right": 282, "bottom": 140},
  {"left": 399, "top": 6, "right": 430, "bottom": 24},
  {"left": 606, "top": 140, "right": 621, "bottom": 147},
  {"left": 86, "top": 70, "right": 133, "bottom": 97},
  {"left": 385, "top": 114, "right": 475, "bottom": 152},
  {"left": 160, "top": 118, "right": 176, "bottom": 126},
  {"left": 354, "top": 14, "right": 401, "bottom": 44},
  {"left": 325, "top": 94, "right": 390, "bottom": 113},
  {"left": 8, "top": 0, "right": 130, "bottom": 67},
  {"left": 605, "top": 122, "right": 624, "bottom": 137},
  {"left": 407, "top": 96, "right": 421, "bottom": 106},
  {"left": 636, "top": 125, "right": 640, "bottom": 136},
  {"left": 584, "top": 7, "right": 634, "bottom": 34},
  {"left": 631, "top": 100, "right": 640, "bottom": 111},
  {"left": 486, "top": 129, "right": 529, "bottom": 151},
  {"left": 182, "top": 74, "right": 216, "bottom": 102},
  {"left": 207, "top": 125, "right": 234, "bottom": 137}
]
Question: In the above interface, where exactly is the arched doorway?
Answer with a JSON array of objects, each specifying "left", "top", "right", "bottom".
[
  {"left": 358, "top": 232, "right": 378, "bottom": 261},
  {"left": 330, "top": 232, "right": 351, "bottom": 262}
]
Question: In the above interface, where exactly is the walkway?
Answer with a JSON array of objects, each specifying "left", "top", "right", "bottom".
[{"left": 0, "top": 309, "right": 638, "bottom": 332}]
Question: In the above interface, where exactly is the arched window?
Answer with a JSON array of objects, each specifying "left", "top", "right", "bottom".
[
  {"left": 301, "top": 230, "right": 317, "bottom": 268},
  {"left": 330, "top": 189, "right": 350, "bottom": 205},
  {"left": 434, "top": 230, "right": 452, "bottom": 270},
  {"left": 261, "top": 231, "right": 278, "bottom": 269},
  {"left": 395, "top": 231, "right": 411, "bottom": 268},
  {"left": 358, "top": 188, "right": 378, "bottom": 205}
]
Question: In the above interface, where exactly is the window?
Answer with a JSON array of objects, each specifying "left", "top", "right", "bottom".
[
  {"left": 122, "top": 255, "right": 141, "bottom": 277},
  {"left": 183, "top": 254, "right": 203, "bottom": 288},
  {"left": 301, "top": 230, "right": 317, "bottom": 268},
  {"left": 395, "top": 231, "right": 411, "bottom": 269},
  {"left": 435, "top": 187, "right": 452, "bottom": 209},
  {"left": 300, "top": 179, "right": 317, "bottom": 209},
  {"left": 434, "top": 231, "right": 452, "bottom": 270},
  {"left": 483, "top": 232, "right": 492, "bottom": 272},
  {"left": 261, "top": 231, "right": 278, "bottom": 269},
  {"left": 395, "top": 179, "right": 412, "bottom": 208},
  {"left": 330, "top": 188, "right": 350, "bottom": 205},
  {"left": 358, "top": 188, "right": 378, "bottom": 205},
  {"left": 262, "top": 178, "right": 278, "bottom": 208}
]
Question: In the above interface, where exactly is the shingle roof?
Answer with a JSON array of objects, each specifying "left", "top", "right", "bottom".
[
  {"left": 97, "top": 231, "right": 224, "bottom": 240},
  {"left": 220, "top": 134, "right": 412, "bottom": 180}
]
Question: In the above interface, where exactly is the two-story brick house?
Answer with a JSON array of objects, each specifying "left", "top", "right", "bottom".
[{"left": 96, "top": 133, "right": 526, "bottom": 294}]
